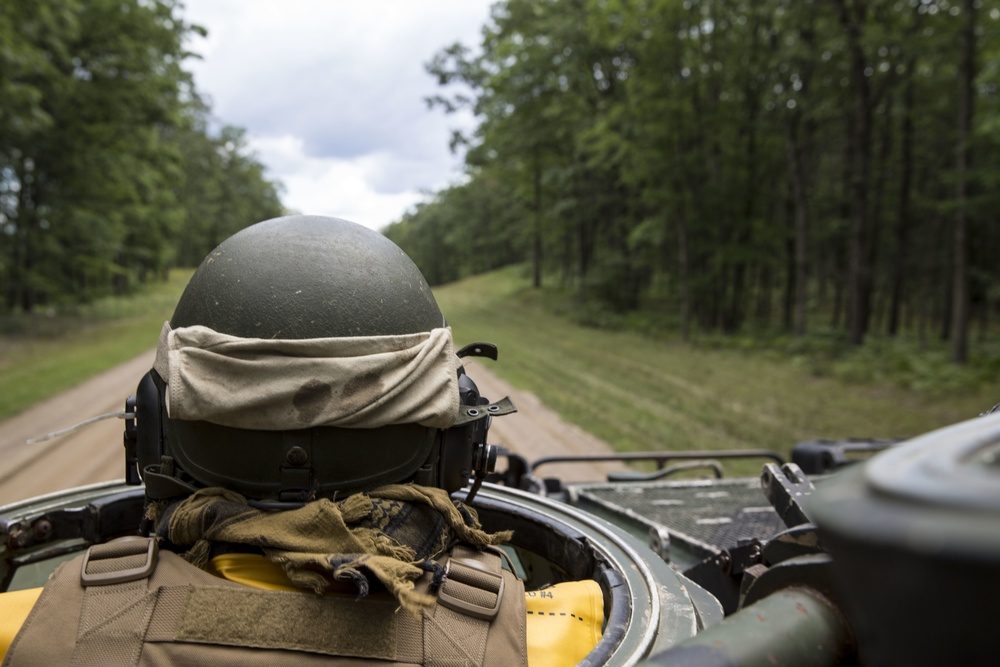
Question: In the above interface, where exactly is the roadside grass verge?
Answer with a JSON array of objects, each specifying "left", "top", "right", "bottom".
[
  {"left": 0, "top": 271, "right": 192, "bottom": 420},
  {"left": 435, "top": 266, "right": 1000, "bottom": 473}
]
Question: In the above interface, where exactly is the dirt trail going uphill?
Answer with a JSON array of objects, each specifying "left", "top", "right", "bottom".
[{"left": 0, "top": 354, "right": 624, "bottom": 507}]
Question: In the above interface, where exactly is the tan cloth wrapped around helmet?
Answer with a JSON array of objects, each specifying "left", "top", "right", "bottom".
[{"left": 153, "top": 322, "right": 462, "bottom": 430}]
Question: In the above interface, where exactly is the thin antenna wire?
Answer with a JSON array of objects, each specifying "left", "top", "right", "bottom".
[{"left": 26, "top": 410, "right": 135, "bottom": 445}]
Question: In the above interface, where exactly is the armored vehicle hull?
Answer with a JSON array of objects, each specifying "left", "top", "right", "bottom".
[{"left": 5, "top": 412, "right": 1000, "bottom": 665}]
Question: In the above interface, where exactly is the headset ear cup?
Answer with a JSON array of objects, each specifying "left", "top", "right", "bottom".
[
  {"left": 135, "top": 371, "right": 163, "bottom": 479},
  {"left": 438, "top": 424, "right": 475, "bottom": 492},
  {"left": 433, "top": 373, "right": 493, "bottom": 493}
]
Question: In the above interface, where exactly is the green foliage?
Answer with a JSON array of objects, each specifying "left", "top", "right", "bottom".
[
  {"left": 405, "top": 0, "right": 1000, "bottom": 363},
  {"left": 384, "top": 173, "right": 526, "bottom": 285},
  {"left": 170, "top": 117, "right": 285, "bottom": 267},
  {"left": 0, "top": 0, "right": 284, "bottom": 313}
]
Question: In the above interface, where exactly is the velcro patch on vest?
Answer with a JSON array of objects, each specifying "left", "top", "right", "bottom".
[{"left": 157, "top": 586, "right": 399, "bottom": 659}]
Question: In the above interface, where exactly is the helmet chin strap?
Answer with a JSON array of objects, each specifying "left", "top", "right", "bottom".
[{"left": 247, "top": 499, "right": 311, "bottom": 510}]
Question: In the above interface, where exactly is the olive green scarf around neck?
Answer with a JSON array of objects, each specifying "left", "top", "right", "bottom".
[{"left": 150, "top": 484, "right": 512, "bottom": 615}]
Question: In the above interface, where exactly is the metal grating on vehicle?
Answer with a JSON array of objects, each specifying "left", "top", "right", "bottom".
[{"left": 577, "top": 478, "right": 786, "bottom": 553}]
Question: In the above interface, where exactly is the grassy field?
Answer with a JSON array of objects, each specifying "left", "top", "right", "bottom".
[
  {"left": 0, "top": 271, "right": 192, "bottom": 420},
  {"left": 435, "top": 266, "right": 1000, "bottom": 469},
  {"left": 2, "top": 265, "right": 997, "bottom": 471}
]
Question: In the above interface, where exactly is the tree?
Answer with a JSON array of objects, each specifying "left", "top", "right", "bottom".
[
  {"left": 1, "top": 0, "right": 195, "bottom": 307},
  {"left": 384, "top": 170, "right": 526, "bottom": 285},
  {"left": 0, "top": 0, "right": 284, "bottom": 311},
  {"left": 413, "top": 0, "right": 1000, "bottom": 363}
]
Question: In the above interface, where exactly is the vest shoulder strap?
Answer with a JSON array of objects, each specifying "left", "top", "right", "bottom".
[
  {"left": 73, "top": 537, "right": 161, "bottom": 665},
  {"left": 2, "top": 537, "right": 165, "bottom": 667},
  {"left": 421, "top": 545, "right": 526, "bottom": 667}
]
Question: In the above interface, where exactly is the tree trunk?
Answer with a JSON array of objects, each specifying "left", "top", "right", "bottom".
[
  {"left": 532, "top": 150, "right": 543, "bottom": 289},
  {"left": 677, "top": 220, "right": 691, "bottom": 342},
  {"left": 783, "top": 211, "right": 796, "bottom": 332},
  {"left": 725, "top": 31, "right": 763, "bottom": 334},
  {"left": 786, "top": 121, "right": 809, "bottom": 337},
  {"left": 834, "top": 0, "right": 874, "bottom": 346},
  {"left": 950, "top": 0, "right": 976, "bottom": 364},
  {"left": 866, "top": 94, "right": 894, "bottom": 337},
  {"left": 888, "top": 67, "right": 915, "bottom": 337}
]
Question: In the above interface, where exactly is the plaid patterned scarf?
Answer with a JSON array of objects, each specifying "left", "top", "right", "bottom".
[{"left": 151, "top": 484, "right": 511, "bottom": 614}]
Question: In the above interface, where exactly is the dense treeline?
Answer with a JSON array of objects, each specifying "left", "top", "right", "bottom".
[
  {"left": 384, "top": 0, "right": 999, "bottom": 362},
  {"left": 0, "top": 0, "right": 283, "bottom": 314}
]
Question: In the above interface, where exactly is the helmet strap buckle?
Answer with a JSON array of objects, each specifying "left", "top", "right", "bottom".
[{"left": 278, "top": 466, "right": 313, "bottom": 503}]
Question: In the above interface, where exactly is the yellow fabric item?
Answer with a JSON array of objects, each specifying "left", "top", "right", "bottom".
[
  {"left": 0, "top": 587, "right": 42, "bottom": 659},
  {"left": 525, "top": 581, "right": 605, "bottom": 667},
  {"left": 208, "top": 552, "right": 301, "bottom": 592},
  {"left": 0, "top": 553, "right": 603, "bottom": 667}
]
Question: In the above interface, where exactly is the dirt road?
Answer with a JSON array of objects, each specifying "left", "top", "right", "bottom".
[
  {"left": 0, "top": 354, "right": 623, "bottom": 507},
  {"left": 0, "top": 352, "right": 155, "bottom": 506}
]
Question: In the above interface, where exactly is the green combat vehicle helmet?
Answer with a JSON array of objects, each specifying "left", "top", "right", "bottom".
[{"left": 126, "top": 215, "right": 507, "bottom": 505}]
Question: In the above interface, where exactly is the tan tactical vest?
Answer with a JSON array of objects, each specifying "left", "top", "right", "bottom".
[{"left": 3, "top": 537, "right": 528, "bottom": 666}]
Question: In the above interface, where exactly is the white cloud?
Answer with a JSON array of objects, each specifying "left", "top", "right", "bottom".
[
  {"left": 248, "top": 134, "right": 437, "bottom": 227},
  {"left": 180, "top": 0, "right": 491, "bottom": 230}
]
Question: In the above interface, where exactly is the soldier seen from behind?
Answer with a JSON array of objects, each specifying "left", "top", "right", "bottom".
[{"left": 0, "top": 215, "right": 603, "bottom": 666}]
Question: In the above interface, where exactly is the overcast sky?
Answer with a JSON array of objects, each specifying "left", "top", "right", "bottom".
[{"left": 180, "top": 0, "right": 493, "bottom": 230}]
